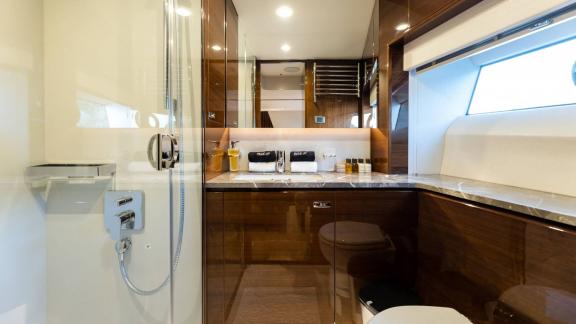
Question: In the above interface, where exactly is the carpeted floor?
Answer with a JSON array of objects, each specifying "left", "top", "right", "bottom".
[{"left": 231, "top": 286, "right": 322, "bottom": 324}]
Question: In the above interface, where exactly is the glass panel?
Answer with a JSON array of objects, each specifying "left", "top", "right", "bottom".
[
  {"left": 334, "top": 191, "right": 419, "bottom": 324},
  {"left": 172, "top": 0, "right": 204, "bottom": 323},
  {"left": 218, "top": 191, "right": 335, "bottom": 324},
  {"left": 469, "top": 37, "right": 576, "bottom": 114},
  {"left": 0, "top": 0, "right": 202, "bottom": 323}
]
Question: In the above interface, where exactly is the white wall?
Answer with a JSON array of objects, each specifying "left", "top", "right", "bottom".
[
  {"left": 404, "top": 0, "right": 576, "bottom": 70},
  {"left": 0, "top": 0, "right": 46, "bottom": 323},
  {"left": 408, "top": 59, "right": 478, "bottom": 174},
  {"left": 442, "top": 107, "right": 576, "bottom": 197},
  {"left": 0, "top": 0, "right": 203, "bottom": 323},
  {"left": 230, "top": 128, "right": 370, "bottom": 171},
  {"left": 266, "top": 111, "right": 305, "bottom": 128}
]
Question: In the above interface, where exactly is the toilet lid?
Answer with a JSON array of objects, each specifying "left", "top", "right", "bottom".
[
  {"left": 319, "top": 221, "right": 387, "bottom": 246},
  {"left": 369, "top": 306, "right": 472, "bottom": 324}
]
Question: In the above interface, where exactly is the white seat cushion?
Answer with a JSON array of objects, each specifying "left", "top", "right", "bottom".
[{"left": 368, "top": 306, "right": 472, "bottom": 324}]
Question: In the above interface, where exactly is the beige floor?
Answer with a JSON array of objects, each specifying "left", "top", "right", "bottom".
[{"left": 226, "top": 264, "right": 334, "bottom": 324}]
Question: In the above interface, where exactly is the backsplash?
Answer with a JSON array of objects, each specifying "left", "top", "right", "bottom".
[{"left": 230, "top": 128, "right": 370, "bottom": 172}]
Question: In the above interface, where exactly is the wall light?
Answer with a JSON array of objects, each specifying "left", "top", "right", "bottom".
[
  {"left": 395, "top": 23, "right": 410, "bottom": 31},
  {"left": 212, "top": 45, "right": 222, "bottom": 51},
  {"left": 281, "top": 43, "right": 291, "bottom": 52},
  {"left": 276, "top": 6, "right": 293, "bottom": 18}
]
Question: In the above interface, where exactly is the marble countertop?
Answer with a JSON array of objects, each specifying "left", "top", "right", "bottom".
[{"left": 207, "top": 172, "right": 576, "bottom": 227}]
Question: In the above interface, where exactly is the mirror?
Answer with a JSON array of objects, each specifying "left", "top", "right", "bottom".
[{"left": 223, "top": 0, "right": 379, "bottom": 128}]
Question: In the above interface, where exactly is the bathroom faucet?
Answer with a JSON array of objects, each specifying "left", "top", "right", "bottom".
[{"left": 276, "top": 150, "right": 285, "bottom": 173}]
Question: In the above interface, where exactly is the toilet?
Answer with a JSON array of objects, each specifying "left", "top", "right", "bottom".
[{"left": 369, "top": 306, "right": 472, "bottom": 324}]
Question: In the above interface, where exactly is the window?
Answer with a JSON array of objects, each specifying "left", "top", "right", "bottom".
[{"left": 468, "top": 37, "right": 576, "bottom": 114}]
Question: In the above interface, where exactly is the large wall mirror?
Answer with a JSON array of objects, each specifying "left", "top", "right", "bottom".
[{"left": 206, "top": 0, "right": 379, "bottom": 129}]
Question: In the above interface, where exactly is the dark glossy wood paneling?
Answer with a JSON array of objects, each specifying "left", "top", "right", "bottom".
[
  {"left": 405, "top": 0, "right": 483, "bottom": 43},
  {"left": 203, "top": 0, "right": 226, "bottom": 128},
  {"left": 388, "top": 42, "right": 408, "bottom": 174},
  {"left": 223, "top": 191, "right": 335, "bottom": 324},
  {"left": 225, "top": 0, "right": 238, "bottom": 128},
  {"left": 501, "top": 223, "right": 576, "bottom": 323},
  {"left": 418, "top": 192, "right": 525, "bottom": 323},
  {"left": 305, "top": 61, "right": 362, "bottom": 129},
  {"left": 254, "top": 61, "right": 261, "bottom": 128},
  {"left": 418, "top": 192, "right": 576, "bottom": 323},
  {"left": 205, "top": 192, "right": 225, "bottom": 324},
  {"left": 408, "top": 0, "right": 457, "bottom": 26},
  {"left": 334, "top": 191, "right": 418, "bottom": 324},
  {"left": 224, "top": 191, "right": 334, "bottom": 264}
]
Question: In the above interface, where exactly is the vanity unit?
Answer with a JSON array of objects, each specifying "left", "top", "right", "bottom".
[{"left": 204, "top": 173, "right": 576, "bottom": 324}]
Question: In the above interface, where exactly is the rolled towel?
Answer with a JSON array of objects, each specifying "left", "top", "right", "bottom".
[
  {"left": 248, "top": 162, "right": 276, "bottom": 173},
  {"left": 248, "top": 151, "right": 277, "bottom": 163},
  {"left": 290, "top": 151, "right": 315, "bottom": 162},
  {"left": 290, "top": 161, "right": 318, "bottom": 173}
]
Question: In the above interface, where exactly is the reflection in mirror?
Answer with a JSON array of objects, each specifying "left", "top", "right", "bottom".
[
  {"left": 223, "top": 0, "right": 378, "bottom": 129},
  {"left": 260, "top": 62, "right": 305, "bottom": 128}
]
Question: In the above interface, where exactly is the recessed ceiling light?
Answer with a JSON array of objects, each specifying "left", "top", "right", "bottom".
[
  {"left": 176, "top": 7, "right": 192, "bottom": 17},
  {"left": 276, "top": 6, "right": 293, "bottom": 18},
  {"left": 284, "top": 66, "right": 300, "bottom": 73},
  {"left": 212, "top": 45, "right": 222, "bottom": 51},
  {"left": 281, "top": 43, "right": 291, "bottom": 52},
  {"left": 395, "top": 23, "right": 410, "bottom": 32}
]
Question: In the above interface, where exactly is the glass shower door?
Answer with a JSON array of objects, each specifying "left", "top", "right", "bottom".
[{"left": 0, "top": 0, "right": 202, "bottom": 323}]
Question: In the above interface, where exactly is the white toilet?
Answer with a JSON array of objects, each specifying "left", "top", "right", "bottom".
[{"left": 368, "top": 306, "right": 472, "bottom": 324}]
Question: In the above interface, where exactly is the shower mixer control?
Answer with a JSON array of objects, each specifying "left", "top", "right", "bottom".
[{"left": 104, "top": 191, "right": 145, "bottom": 241}]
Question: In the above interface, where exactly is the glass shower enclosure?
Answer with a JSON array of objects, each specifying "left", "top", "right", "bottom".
[{"left": 0, "top": 0, "right": 202, "bottom": 323}]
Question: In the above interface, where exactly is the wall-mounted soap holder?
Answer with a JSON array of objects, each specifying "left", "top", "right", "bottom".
[
  {"left": 25, "top": 164, "right": 117, "bottom": 211},
  {"left": 27, "top": 163, "right": 116, "bottom": 178}
]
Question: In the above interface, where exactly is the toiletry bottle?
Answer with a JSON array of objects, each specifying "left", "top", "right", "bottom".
[
  {"left": 352, "top": 158, "right": 359, "bottom": 173},
  {"left": 208, "top": 140, "right": 224, "bottom": 172},
  {"left": 358, "top": 158, "right": 365, "bottom": 173},
  {"left": 228, "top": 141, "right": 240, "bottom": 172},
  {"left": 365, "top": 158, "right": 372, "bottom": 173},
  {"left": 345, "top": 158, "right": 352, "bottom": 174}
]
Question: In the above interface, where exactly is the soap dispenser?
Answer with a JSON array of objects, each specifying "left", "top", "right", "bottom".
[
  {"left": 207, "top": 140, "right": 225, "bottom": 172},
  {"left": 228, "top": 141, "right": 240, "bottom": 172}
]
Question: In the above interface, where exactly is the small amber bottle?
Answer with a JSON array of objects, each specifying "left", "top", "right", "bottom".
[
  {"left": 345, "top": 158, "right": 353, "bottom": 174},
  {"left": 352, "top": 158, "right": 359, "bottom": 173}
]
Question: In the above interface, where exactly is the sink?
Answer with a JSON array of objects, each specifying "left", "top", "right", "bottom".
[{"left": 233, "top": 173, "right": 323, "bottom": 182}]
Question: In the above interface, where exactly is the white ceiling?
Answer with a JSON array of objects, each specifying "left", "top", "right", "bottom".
[
  {"left": 233, "top": 0, "right": 375, "bottom": 60},
  {"left": 261, "top": 62, "right": 305, "bottom": 76}
]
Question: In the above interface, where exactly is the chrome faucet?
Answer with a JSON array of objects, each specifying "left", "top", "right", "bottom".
[{"left": 276, "top": 150, "right": 285, "bottom": 173}]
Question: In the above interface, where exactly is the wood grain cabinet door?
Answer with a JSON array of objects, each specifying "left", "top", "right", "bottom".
[
  {"left": 418, "top": 192, "right": 525, "bottom": 323},
  {"left": 496, "top": 222, "right": 576, "bottom": 324},
  {"left": 205, "top": 192, "right": 226, "bottom": 324}
]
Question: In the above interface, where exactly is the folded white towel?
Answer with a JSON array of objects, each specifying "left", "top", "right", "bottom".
[
  {"left": 290, "top": 162, "right": 318, "bottom": 173},
  {"left": 248, "top": 162, "right": 276, "bottom": 173}
]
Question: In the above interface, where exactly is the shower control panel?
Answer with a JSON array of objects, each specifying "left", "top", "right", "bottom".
[{"left": 104, "top": 191, "right": 145, "bottom": 241}]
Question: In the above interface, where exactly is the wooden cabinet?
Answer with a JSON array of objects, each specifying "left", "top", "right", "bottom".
[
  {"left": 418, "top": 192, "right": 576, "bottom": 323},
  {"left": 207, "top": 189, "right": 576, "bottom": 323},
  {"left": 205, "top": 190, "right": 419, "bottom": 324}
]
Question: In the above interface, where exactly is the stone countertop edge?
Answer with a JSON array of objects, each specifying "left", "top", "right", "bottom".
[{"left": 206, "top": 172, "right": 576, "bottom": 228}]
